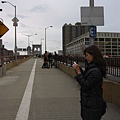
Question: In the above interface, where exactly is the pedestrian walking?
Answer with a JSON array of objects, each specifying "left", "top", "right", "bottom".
[
  {"left": 54, "top": 51, "right": 58, "bottom": 68},
  {"left": 42, "top": 51, "right": 49, "bottom": 68},
  {"left": 48, "top": 53, "right": 53, "bottom": 68},
  {"left": 73, "top": 45, "right": 107, "bottom": 120}
]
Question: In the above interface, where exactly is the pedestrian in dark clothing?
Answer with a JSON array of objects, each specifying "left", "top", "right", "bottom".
[
  {"left": 54, "top": 51, "right": 58, "bottom": 68},
  {"left": 48, "top": 53, "right": 53, "bottom": 68},
  {"left": 73, "top": 45, "right": 107, "bottom": 120},
  {"left": 42, "top": 51, "right": 49, "bottom": 68}
]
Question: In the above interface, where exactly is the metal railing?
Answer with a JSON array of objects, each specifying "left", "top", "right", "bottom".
[
  {"left": 0, "top": 55, "right": 32, "bottom": 66},
  {"left": 106, "top": 57, "right": 120, "bottom": 77},
  {"left": 58, "top": 56, "right": 120, "bottom": 77}
]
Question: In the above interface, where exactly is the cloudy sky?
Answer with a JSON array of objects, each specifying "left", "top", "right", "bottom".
[{"left": 1, "top": 0, "right": 120, "bottom": 53}]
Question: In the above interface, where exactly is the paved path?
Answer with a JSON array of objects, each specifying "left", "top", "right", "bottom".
[{"left": 0, "top": 58, "right": 120, "bottom": 120}]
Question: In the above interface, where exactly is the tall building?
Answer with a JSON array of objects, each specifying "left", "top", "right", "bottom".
[
  {"left": 66, "top": 32, "right": 120, "bottom": 57},
  {"left": 62, "top": 22, "right": 89, "bottom": 55}
]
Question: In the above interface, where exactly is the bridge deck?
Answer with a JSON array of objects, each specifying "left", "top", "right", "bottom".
[{"left": 0, "top": 58, "right": 120, "bottom": 120}]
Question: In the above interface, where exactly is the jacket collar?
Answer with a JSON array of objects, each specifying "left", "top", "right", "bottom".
[{"left": 85, "top": 62, "right": 97, "bottom": 70}]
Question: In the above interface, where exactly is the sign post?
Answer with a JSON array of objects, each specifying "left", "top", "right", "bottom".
[
  {"left": 89, "top": 0, "right": 95, "bottom": 45},
  {"left": 81, "top": 0, "right": 104, "bottom": 46}
]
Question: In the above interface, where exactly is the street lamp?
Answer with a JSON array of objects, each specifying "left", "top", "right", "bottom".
[
  {"left": 30, "top": 41, "right": 33, "bottom": 55},
  {"left": 22, "top": 34, "right": 37, "bottom": 47},
  {"left": 22, "top": 34, "right": 37, "bottom": 55},
  {"left": 41, "top": 38, "right": 44, "bottom": 55},
  {"left": 45, "top": 26, "right": 53, "bottom": 51},
  {"left": 1, "top": 1, "right": 18, "bottom": 61},
  {"left": 30, "top": 41, "right": 33, "bottom": 46}
]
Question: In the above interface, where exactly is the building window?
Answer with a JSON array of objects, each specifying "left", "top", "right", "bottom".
[
  {"left": 101, "top": 33, "right": 103, "bottom": 36},
  {"left": 95, "top": 38, "right": 98, "bottom": 41},
  {"left": 85, "top": 38, "right": 89, "bottom": 41},
  {"left": 112, "top": 46, "right": 117, "bottom": 48},
  {"left": 105, "top": 38, "right": 111, "bottom": 45},
  {"left": 106, "top": 49, "right": 111, "bottom": 53},
  {"left": 104, "top": 33, "right": 106, "bottom": 37},
  {"left": 85, "top": 42, "right": 89, "bottom": 45},
  {"left": 112, "top": 42, "right": 117, "bottom": 45},
  {"left": 112, "top": 49, "right": 117, "bottom": 52},
  {"left": 105, "top": 46, "right": 110, "bottom": 48},
  {"left": 105, "top": 38, "right": 111, "bottom": 41},
  {"left": 98, "top": 33, "right": 100, "bottom": 37},
  {"left": 99, "top": 38, "right": 104, "bottom": 41},
  {"left": 112, "top": 38, "right": 117, "bottom": 41},
  {"left": 99, "top": 42, "right": 104, "bottom": 45}
]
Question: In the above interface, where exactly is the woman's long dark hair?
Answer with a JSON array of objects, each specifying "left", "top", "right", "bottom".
[{"left": 84, "top": 45, "right": 107, "bottom": 78}]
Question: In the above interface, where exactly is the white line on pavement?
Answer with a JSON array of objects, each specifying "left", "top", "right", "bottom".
[{"left": 15, "top": 59, "right": 37, "bottom": 120}]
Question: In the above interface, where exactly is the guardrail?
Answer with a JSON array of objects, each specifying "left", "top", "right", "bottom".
[
  {"left": 0, "top": 55, "right": 32, "bottom": 66},
  {"left": 58, "top": 56, "right": 120, "bottom": 77},
  {"left": 0, "top": 55, "right": 33, "bottom": 77}
]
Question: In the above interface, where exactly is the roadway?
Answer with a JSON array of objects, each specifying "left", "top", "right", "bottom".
[{"left": 0, "top": 58, "right": 120, "bottom": 120}]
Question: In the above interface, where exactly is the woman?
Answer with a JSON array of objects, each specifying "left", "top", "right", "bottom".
[{"left": 73, "top": 45, "right": 107, "bottom": 120}]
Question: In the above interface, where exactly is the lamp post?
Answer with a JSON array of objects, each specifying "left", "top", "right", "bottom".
[
  {"left": 22, "top": 34, "right": 37, "bottom": 55},
  {"left": 41, "top": 38, "right": 44, "bottom": 55},
  {"left": 30, "top": 41, "right": 33, "bottom": 55},
  {"left": 4, "top": 42, "right": 8, "bottom": 57},
  {"left": 22, "top": 34, "right": 37, "bottom": 47},
  {"left": 30, "top": 41, "right": 33, "bottom": 47},
  {"left": 1, "top": 1, "right": 18, "bottom": 61},
  {"left": 45, "top": 26, "right": 53, "bottom": 51},
  {"left": 89, "top": 0, "right": 95, "bottom": 45}
]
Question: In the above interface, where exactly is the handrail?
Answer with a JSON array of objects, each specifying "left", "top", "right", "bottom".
[{"left": 58, "top": 55, "right": 120, "bottom": 77}]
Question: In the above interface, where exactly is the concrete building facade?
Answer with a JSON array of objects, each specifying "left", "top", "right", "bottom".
[
  {"left": 62, "top": 22, "right": 89, "bottom": 55},
  {"left": 66, "top": 32, "right": 120, "bottom": 57}
]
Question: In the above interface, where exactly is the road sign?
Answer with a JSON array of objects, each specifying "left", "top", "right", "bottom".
[
  {"left": 89, "top": 26, "right": 97, "bottom": 38},
  {"left": 13, "top": 22, "right": 18, "bottom": 26},
  {"left": 81, "top": 7, "right": 104, "bottom": 26},
  {"left": 12, "top": 17, "right": 19, "bottom": 23},
  {"left": 0, "top": 21, "right": 9, "bottom": 38}
]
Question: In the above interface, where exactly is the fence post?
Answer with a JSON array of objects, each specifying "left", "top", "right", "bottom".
[
  {"left": 66, "top": 56, "right": 67, "bottom": 65},
  {"left": 0, "top": 58, "right": 2, "bottom": 76},
  {"left": 0, "top": 57, "right": 6, "bottom": 77},
  {"left": 70, "top": 56, "right": 72, "bottom": 67}
]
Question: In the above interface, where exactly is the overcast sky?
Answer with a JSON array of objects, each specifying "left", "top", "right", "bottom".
[{"left": 1, "top": 0, "right": 120, "bottom": 53}]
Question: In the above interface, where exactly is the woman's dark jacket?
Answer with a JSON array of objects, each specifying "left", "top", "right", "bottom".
[{"left": 75, "top": 62, "right": 104, "bottom": 120}]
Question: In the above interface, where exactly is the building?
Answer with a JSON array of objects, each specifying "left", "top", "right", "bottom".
[
  {"left": 62, "top": 22, "right": 89, "bottom": 55},
  {"left": 0, "top": 39, "right": 14, "bottom": 57},
  {"left": 58, "top": 50, "right": 63, "bottom": 56},
  {"left": 66, "top": 32, "right": 120, "bottom": 57},
  {"left": 17, "top": 48, "right": 27, "bottom": 55}
]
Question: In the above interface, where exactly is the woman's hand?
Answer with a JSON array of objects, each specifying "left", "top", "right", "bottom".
[{"left": 73, "top": 64, "right": 81, "bottom": 74}]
